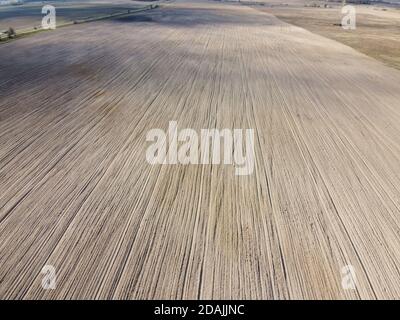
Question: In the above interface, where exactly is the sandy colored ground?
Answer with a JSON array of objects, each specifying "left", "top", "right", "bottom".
[
  {"left": 0, "top": 0, "right": 400, "bottom": 299},
  {"left": 254, "top": 1, "right": 400, "bottom": 69}
]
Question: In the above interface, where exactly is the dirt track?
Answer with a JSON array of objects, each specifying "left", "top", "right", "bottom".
[{"left": 1, "top": 0, "right": 400, "bottom": 299}]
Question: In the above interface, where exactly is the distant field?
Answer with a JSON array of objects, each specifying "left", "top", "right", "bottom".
[
  {"left": 0, "top": 0, "right": 146, "bottom": 31},
  {"left": 252, "top": 1, "right": 400, "bottom": 69}
]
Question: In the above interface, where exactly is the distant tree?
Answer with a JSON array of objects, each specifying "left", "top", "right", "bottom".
[{"left": 7, "top": 27, "right": 16, "bottom": 39}]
